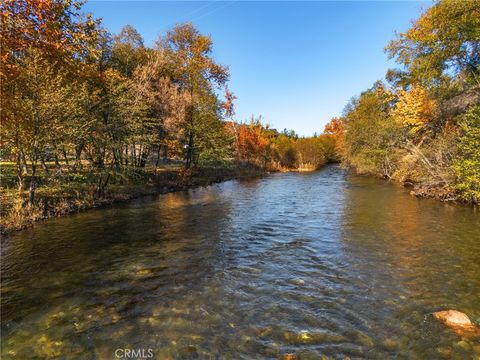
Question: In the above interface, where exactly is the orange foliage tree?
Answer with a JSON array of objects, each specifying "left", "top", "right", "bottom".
[
  {"left": 324, "top": 117, "right": 346, "bottom": 158},
  {"left": 225, "top": 117, "right": 271, "bottom": 168}
]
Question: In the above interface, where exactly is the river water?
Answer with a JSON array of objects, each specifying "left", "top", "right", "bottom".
[{"left": 1, "top": 165, "right": 479, "bottom": 359}]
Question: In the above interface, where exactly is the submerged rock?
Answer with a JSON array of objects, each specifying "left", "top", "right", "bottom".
[
  {"left": 381, "top": 338, "right": 398, "bottom": 351},
  {"left": 282, "top": 329, "right": 345, "bottom": 345},
  {"left": 454, "top": 340, "right": 472, "bottom": 351},
  {"left": 433, "top": 310, "right": 480, "bottom": 339},
  {"left": 288, "top": 278, "right": 305, "bottom": 286},
  {"left": 434, "top": 310, "right": 473, "bottom": 327},
  {"left": 356, "top": 332, "right": 374, "bottom": 347},
  {"left": 178, "top": 345, "right": 198, "bottom": 358},
  {"left": 280, "top": 354, "right": 296, "bottom": 360}
]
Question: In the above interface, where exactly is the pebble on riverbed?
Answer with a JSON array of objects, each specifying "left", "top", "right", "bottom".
[
  {"left": 381, "top": 338, "right": 398, "bottom": 351},
  {"left": 433, "top": 310, "right": 480, "bottom": 339},
  {"left": 288, "top": 278, "right": 305, "bottom": 286},
  {"left": 280, "top": 354, "right": 296, "bottom": 360}
]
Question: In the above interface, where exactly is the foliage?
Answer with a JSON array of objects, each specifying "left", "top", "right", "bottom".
[
  {"left": 157, "top": 23, "right": 230, "bottom": 167},
  {"left": 452, "top": 105, "right": 480, "bottom": 203},
  {"left": 386, "top": 0, "right": 480, "bottom": 85},
  {"left": 333, "top": 0, "right": 480, "bottom": 203},
  {"left": 324, "top": 117, "right": 346, "bottom": 160},
  {"left": 232, "top": 117, "right": 271, "bottom": 167},
  {"left": 392, "top": 84, "right": 437, "bottom": 136},
  {"left": 342, "top": 84, "right": 403, "bottom": 177}
]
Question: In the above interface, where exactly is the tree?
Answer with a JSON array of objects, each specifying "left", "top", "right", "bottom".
[
  {"left": 272, "top": 133, "right": 298, "bottom": 168},
  {"left": 342, "top": 83, "right": 402, "bottom": 177},
  {"left": 317, "top": 134, "right": 338, "bottom": 163},
  {"left": 324, "top": 117, "right": 346, "bottom": 159},
  {"left": 157, "top": 23, "right": 230, "bottom": 167},
  {"left": 386, "top": 0, "right": 480, "bottom": 85},
  {"left": 1, "top": 0, "right": 101, "bottom": 202},
  {"left": 0, "top": 0, "right": 99, "bottom": 85},
  {"left": 132, "top": 55, "right": 191, "bottom": 166},
  {"left": 295, "top": 137, "right": 326, "bottom": 169},
  {"left": 110, "top": 25, "right": 147, "bottom": 78},
  {"left": 233, "top": 117, "right": 271, "bottom": 167},
  {"left": 392, "top": 84, "right": 438, "bottom": 138},
  {"left": 4, "top": 52, "right": 75, "bottom": 200}
]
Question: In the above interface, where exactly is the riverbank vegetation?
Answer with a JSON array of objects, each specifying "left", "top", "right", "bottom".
[
  {"left": 0, "top": 0, "right": 336, "bottom": 232},
  {"left": 325, "top": 0, "right": 480, "bottom": 204}
]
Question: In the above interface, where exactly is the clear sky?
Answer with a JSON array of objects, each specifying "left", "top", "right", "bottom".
[{"left": 84, "top": 0, "right": 429, "bottom": 136}]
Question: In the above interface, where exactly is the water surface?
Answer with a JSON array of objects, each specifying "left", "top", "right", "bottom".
[{"left": 2, "top": 165, "right": 479, "bottom": 359}]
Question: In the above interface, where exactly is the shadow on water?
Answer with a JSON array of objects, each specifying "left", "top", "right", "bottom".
[{"left": 1, "top": 165, "right": 479, "bottom": 359}]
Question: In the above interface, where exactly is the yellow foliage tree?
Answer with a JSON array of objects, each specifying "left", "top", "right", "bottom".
[{"left": 392, "top": 84, "right": 437, "bottom": 136}]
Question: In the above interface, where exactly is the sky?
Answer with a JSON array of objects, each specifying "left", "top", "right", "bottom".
[{"left": 84, "top": 0, "right": 430, "bottom": 136}]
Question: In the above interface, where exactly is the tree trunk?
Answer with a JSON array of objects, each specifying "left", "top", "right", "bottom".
[
  {"left": 132, "top": 143, "right": 137, "bottom": 167},
  {"left": 54, "top": 153, "right": 60, "bottom": 167},
  {"left": 20, "top": 149, "right": 28, "bottom": 175},
  {"left": 15, "top": 134, "right": 26, "bottom": 191},
  {"left": 28, "top": 144, "right": 38, "bottom": 206},
  {"left": 16, "top": 149, "right": 25, "bottom": 192},
  {"left": 185, "top": 132, "right": 194, "bottom": 168},
  {"left": 113, "top": 148, "right": 121, "bottom": 169},
  {"left": 96, "top": 171, "right": 111, "bottom": 198},
  {"left": 155, "top": 144, "right": 162, "bottom": 168},
  {"left": 185, "top": 99, "right": 195, "bottom": 168},
  {"left": 62, "top": 147, "right": 69, "bottom": 165},
  {"left": 40, "top": 154, "right": 49, "bottom": 174},
  {"left": 139, "top": 145, "right": 149, "bottom": 168},
  {"left": 74, "top": 142, "right": 84, "bottom": 170}
]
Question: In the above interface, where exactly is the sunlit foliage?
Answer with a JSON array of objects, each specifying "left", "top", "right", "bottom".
[
  {"left": 338, "top": 0, "right": 480, "bottom": 202},
  {"left": 452, "top": 105, "right": 480, "bottom": 203}
]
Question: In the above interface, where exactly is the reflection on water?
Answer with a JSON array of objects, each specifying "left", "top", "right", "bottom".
[{"left": 1, "top": 165, "right": 479, "bottom": 359}]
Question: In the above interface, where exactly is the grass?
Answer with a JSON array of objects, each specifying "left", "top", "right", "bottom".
[{"left": 0, "top": 161, "right": 266, "bottom": 234}]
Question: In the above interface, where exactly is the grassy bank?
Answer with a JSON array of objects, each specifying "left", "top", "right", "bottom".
[{"left": 0, "top": 162, "right": 266, "bottom": 235}]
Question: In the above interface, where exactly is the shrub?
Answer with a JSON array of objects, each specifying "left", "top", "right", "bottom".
[{"left": 452, "top": 105, "right": 480, "bottom": 204}]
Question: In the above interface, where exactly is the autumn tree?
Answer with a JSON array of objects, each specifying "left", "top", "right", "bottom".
[
  {"left": 233, "top": 117, "right": 271, "bottom": 167},
  {"left": 110, "top": 25, "right": 148, "bottom": 78},
  {"left": 157, "top": 23, "right": 230, "bottom": 167},
  {"left": 386, "top": 0, "right": 480, "bottom": 86},
  {"left": 392, "top": 84, "right": 438, "bottom": 139},
  {"left": 324, "top": 117, "right": 346, "bottom": 159},
  {"left": 272, "top": 133, "right": 298, "bottom": 168},
  {"left": 342, "top": 83, "right": 402, "bottom": 177},
  {"left": 132, "top": 54, "right": 191, "bottom": 166},
  {"left": 295, "top": 137, "right": 326, "bottom": 169},
  {"left": 0, "top": 0, "right": 101, "bottom": 203}
]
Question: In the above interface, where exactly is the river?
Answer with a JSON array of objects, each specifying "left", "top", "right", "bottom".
[{"left": 1, "top": 165, "right": 479, "bottom": 359}]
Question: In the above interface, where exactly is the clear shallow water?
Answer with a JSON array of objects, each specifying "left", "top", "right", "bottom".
[{"left": 1, "top": 165, "right": 479, "bottom": 359}]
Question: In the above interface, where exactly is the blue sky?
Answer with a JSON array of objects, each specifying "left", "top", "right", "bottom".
[{"left": 85, "top": 1, "right": 430, "bottom": 136}]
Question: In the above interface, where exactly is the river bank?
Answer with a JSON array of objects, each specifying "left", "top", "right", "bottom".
[
  {"left": 0, "top": 164, "right": 268, "bottom": 235},
  {"left": 407, "top": 182, "right": 461, "bottom": 202},
  {"left": 1, "top": 161, "right": 473, "bottom": 236},
  {"left": 345, "top": 166, "right": 476, "bottom": 205}
]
